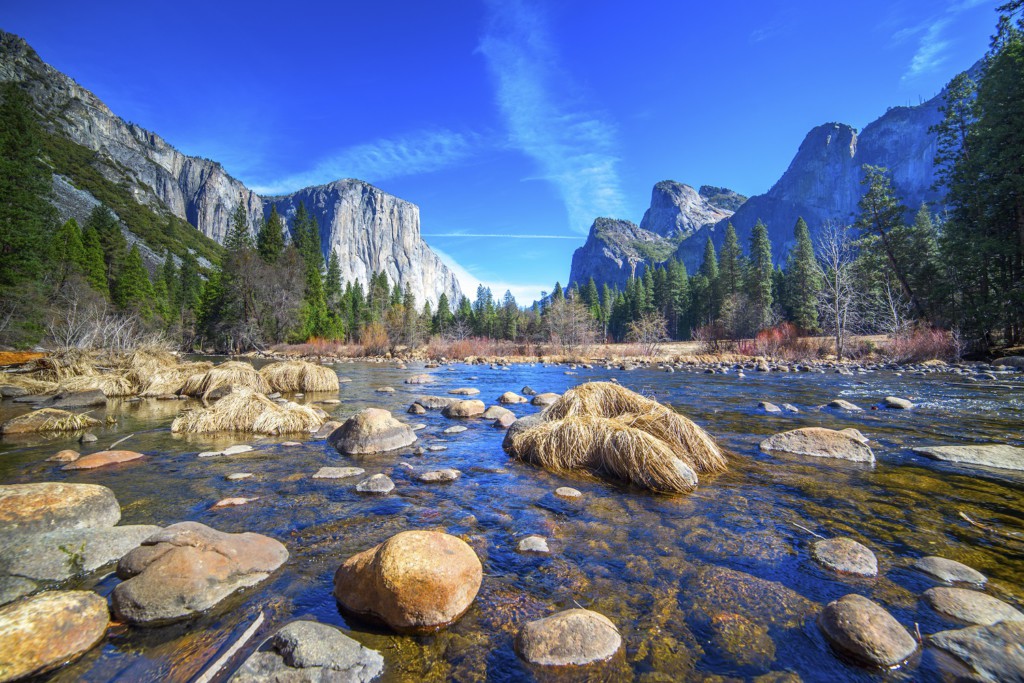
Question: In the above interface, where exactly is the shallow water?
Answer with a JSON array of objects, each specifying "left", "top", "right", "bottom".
[{"left": 2, "top": 360, "right": 1023, "bottom": 682}]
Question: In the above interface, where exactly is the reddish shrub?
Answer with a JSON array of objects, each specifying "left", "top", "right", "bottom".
[{"left": 884, "top": 326, "right": 956, "bottom": 363}]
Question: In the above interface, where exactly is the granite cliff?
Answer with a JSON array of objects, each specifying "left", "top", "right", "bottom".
[{"left": 0, "top": 30, "right": 461, "bottom": 306}]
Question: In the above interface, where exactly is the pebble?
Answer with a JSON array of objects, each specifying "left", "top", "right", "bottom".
[
  {"left": 443, "top": 425, "right": 467, "bottom": 434},
  {"left": 554, "top": 486, "right": 582, "bottom": 498},
  {"left": 226, "top": 472, "right": 253, "bottom": 481},
  {"left": 517, "top": 535, "right": 550, "bottom": 553},
  {"left": 412, "top": 468, "right": 461, "bottom": 483},
  {"left": 211, "top": 496, "right": 257, "bottom": 509}
]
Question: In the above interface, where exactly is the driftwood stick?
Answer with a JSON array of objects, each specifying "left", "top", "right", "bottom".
[
  {"left": 194, "top": 610, "right": 264, "bottom": 683},
  {"left": 959, "top": 510, "right": 1024, "bottom": 539},
  {"left": 793, "top": 522, "right": 826, "bottom": 539},
  {"left": 107, "top": 433, "right": 134, "bottom": 450}
]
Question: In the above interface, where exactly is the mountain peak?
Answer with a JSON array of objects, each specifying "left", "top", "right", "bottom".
[{"left": 639, "top": 180, "right": 733, "bottom": 238}]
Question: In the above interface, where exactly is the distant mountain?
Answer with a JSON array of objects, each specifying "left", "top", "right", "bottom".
[
  {"left": 0, "top": 30, "right": 461, "bottom": 306},
  {"left": 570, "top": 182, "right": 737, "bottom": 289}
]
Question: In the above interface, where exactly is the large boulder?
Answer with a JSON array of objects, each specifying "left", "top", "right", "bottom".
[
  {"left": 230, "top": 620, "right": 384, "bottom": 683},
  {"left": 992, "top": 356, "right": 1024, "bottom": 369},
  {"left": 912, "top": 444, "right": 1024, "bottom": 472},
  {"left": 62, "top": 450, "right": 145, "bottom": 471},
  {"left": 928, "top": 621, "right": 1024, "bottom": 682},
  {"left": 0, "top": 408, "right": 100, "bottom": 435},
  {"left": 0, "top": 483, "right": 120, "bottom": 535},
  {"left": 760, "top": 428, "right": 875, "bottom": 463},
  {"left": 111, "top": 522, "right": 288, "bottom": 625},
  {"left": 415, "top": 396, "right": 459, "bottom": 410},
  {"left": 498, "top": 392, "right": 528, "bottom": 404},
  {"left": 45, "top": 389, "right": 107, "bottom": 409},
  {"left": 328, "top": 409, "right": 416, "bottom": 455},
  {"left": 515, "top": 609, "right": 621, "bottom": 666},
  {"left": 333, "top": 530, "right": 482, "bottom": 634},
  {"left": 530, "top": 393, "right": 560, "bottom": 406},
  {"left": 923, "top": 587, "right": 1024, "bottom": 625},
  {"left": 818, "top": 594, "right": 916, "bottom": 667},
  {"left": 442, "top": 400, "right": 485, "bottom": 418},
  {"left": 0, "top": 590, "right": 109, "bottom": 681}
]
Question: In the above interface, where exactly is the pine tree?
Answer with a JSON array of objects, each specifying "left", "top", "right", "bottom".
[
  {"left": 80, "top": 223, "right": 109, "bottom": 297},
  {"left": 784, "top": 217, "right": 821, "bottom": 331},
  {"left": 0, "top": 81, "right": 56, "bottom": 290},
  {"left": 435, "top": 292, "right": 453, "bottom": 333},
  {"left": 51, "top": 218, "right": 85, "bottom": 288},
  {"left": 695, "top": 237, "right": 721, "bottom": 324},
  {"left": 551, "top": 282, "right": 564, "bottom": 302},
  {"left": 747, "top": 219, "right": 774, "bottom": 331},
  {"left": 178, "top": 251, "right": 202, "bottom": 314},
  {"left": 719, "top": 223, "right": 745, "bottom": 298},
  {"left": 256, "top": 205, "right": 285, "bottom": 264},
  {"left": 325, "top": 250, "right": 342, "bottom": 307},
  {"left": 86, "top": 205, "right": 127, "bottom": 287},
  {"left": 224, "top": 199, "right": 254, "bottom": 252},
  {"left": 113, "top": 244, "right": 155, "bottom": 317}
]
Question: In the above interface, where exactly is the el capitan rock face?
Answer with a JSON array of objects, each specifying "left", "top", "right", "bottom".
[{"left": 0, "top": 30, "right": 462, "bottom": 307}]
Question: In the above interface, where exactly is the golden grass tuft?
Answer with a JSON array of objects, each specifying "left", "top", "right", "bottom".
[
  {"left": 259, "top": 360, "right": 340, "bottom": 393},
  {"left": 171, "top": 387, "right": 327, "bottom": 435},
  {"left": 134, "top": 361, "right": 213, "bottom": 397},
  {"left": 42, "top": 411, "right": 101, "bottom": 432},
  {"left": 0, "top": 374, "right": 59, "bottom": 395},
  {"left": 179, "top": 361, "right": 270, "bottom": 399},
  {"left": 59, "top": 372, "right": 137, "bottom": 397},
  {"left": 35, "top": 349, "right": 99, "bottom": 382},
  {"left": 542, "top": 381, "right": 660, "bottom": 421},
  {"left": 505, "top": 415, "right": 699, "bottom": 493}
]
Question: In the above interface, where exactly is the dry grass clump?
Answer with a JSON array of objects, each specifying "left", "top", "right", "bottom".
[
  {"left": 171, "top": 388, "right": 327, "bottom": 435},
  {"left": 0, "top": 374, "right": 59, "bottom": 394},
  {"left": 44, "top": 412, "right": 102, "bottom": 432},
  {"left": 59, "top": 373, "right": 136, "bottom": 397},
  {"left": 134, "top": 361, "right": 213, "bottom": 397},
  {"left": 179, "top": 361, "right": 270, "bottom": 399},
  {"left": 259, "top": 360, "right": 340, "bottom": 393},
  {"left": 505, "top": 381, "right": 725, "bottom": 494},
  {"left": 35, "top": 349, "right": 100, "bottom": 382}
]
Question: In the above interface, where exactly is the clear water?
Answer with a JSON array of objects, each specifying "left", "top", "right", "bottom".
[{"left": 2, "top": 360, "right": 1023, "bottom": 682}]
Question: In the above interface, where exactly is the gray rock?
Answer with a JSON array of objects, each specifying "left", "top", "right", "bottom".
[
  {"left": 521, "top": 386, "right": 537, "bottom": 396},
  {"left": 759, "top": 401, "right": 782, "bottom": 414},
  {"left": 356, "top": 474, "right": 395, "bottom": 494},
  {"left": 412, "top": 469, "right": 460, "bottom": 483},
  {"left": 818, "top": 594, "right": 916, "bottom": 667},
  {"left": 811, "top": 537, "right": 878, "bottom": 577},
  {"left": 928, "top": 621, "right": 1024, "bottom": 682},
  {"left": 493, "top": 412, "right": 517, "bottom": 429},
  {"left": 314, "top": 420, "right": 343, "bottom": 439},
  {"left": 828, "top": 399, "right": 863, "bottom": 411},
  {"left": 914, "top": 556, "right": 986, "bottom": 587},
  {"left": 554, "top": 487, "right": 582, "bottom": 498},
  {"left": 482, "top": 405, "right": 512, "bottom": 420},
  {"left": 912, "top": 444, "right": 1024, "bottom": 471},
  {"left": 79, "top": 432, "right": 98, "bottom": 443},
  {"left": 0, "top": 385, "right": 29, "bottom": 398},
  {"left": 760, "top": 428, "right": 875, "bottom": 463},
  {"left": 415, "top": 396, "right": 459, "bottom": 410},
  {"left": 447, "top": 387, "right": 480, "bottom": 396},
  {"left": 883, "top": 396, "right": 914, "bottom": 409},
  {"left": 230, "top": 620, "right": 384, "bottom": 683},
  {"left": 44, "top": 389, "right": 107, "bottom": 408},
  {"left": 992, "top": 356, "right": 1024, "bottom": 370},
  {"left": 924, "top": 587, "right": 1024, "bottom": 625},
  {"left": 782, "top": 403, "right": 800, "bottom": 413},
  {"left": 517, "top": 535, "right": 549, "bottom": 553},
  {"left": 313, "top": 467, "right": 365, "bottom": 480},
  {"left": 516, "top": 609, "right": 621, "bottom": 666},
  {"left": 328, "top": 409, "right": 416, "bottom": 455},
  {"left": 407, "top": 403, "right": 426, "bottom": 415},
  {"left": 443, "top": 425, "right": 467, "bottom": 434},
  {"left": 530, "top": 392, "right": 560, "bottom": 407}
]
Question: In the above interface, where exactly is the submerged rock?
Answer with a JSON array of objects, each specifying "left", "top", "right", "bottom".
[
  {"left": 515, "top": 609, "right": 621, "bottom": 666},
  {"left": 329, "top": 409, "right": 416, "bottom": 454},
  {"left": 230, "top": 619, "right": 384, "bottom": 683},
  {"left": 355, "top": 474, "right": 395, "bottom": 494},
  {"left": 517, "top": 535, "right": 549, "bottom": 553},
  {"left": 760, "top": 427, "right": 875, "bottom": 463},
  {"left": 913, "top": 556, "right": 986, "bottom": 587},
  {"left": 0, "top": 590, "right": 109, "bottom": 681},
  {"left": 827, "top": 399, "right": 863, "bottom": 412},
  {"left": 923, "top": 587, "right": 1024, "bottom": 625},
  {"left": 912, "top": 444, "right": 1024, "bottom": 471},
  {"left": 811, "top": 537, "right": 878, "bottom": 577},
  {"left": 818, "top": 594, "right": 916, "bottom": 667},
  {"left": 333, "top": 530, "right": 482, "bottom": 634},
  {"left": 928, "top": 621, "right": 1024, "bottom": 682},
  {"left": 711, "top": 612, "right": 776, "bottom": 668},
  {"left": 62, "top": 449, "right": 145, "bottom": 470},
  {"left": 111, "top": 522, "right": 288, "bottom": 625},
  {"left": 313, "top": 466, "right": 365, "bottom": 480}
]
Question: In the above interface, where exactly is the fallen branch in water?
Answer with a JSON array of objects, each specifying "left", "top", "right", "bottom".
[
  {"left": 193, "top": 610, "right": 264, "bottom": 683},
  {"left": 959, "top": 511, "right": 1024, "bottom": 540},
  {"left": 792, "top": 522, "right": 826, "bottom": 539},
  {"left": 107, "top": 433, "right": 134, "bottom": 450}
]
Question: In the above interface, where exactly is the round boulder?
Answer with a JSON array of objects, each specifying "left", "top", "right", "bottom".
[
  {"left": 0, "top": 590, "right": 108, "bottom": 681},
  {"left": 818, "top": 594, "right": 916, "bottom": 667},
  {"left": 328, "top": 409, "right": 416, "bottom": 455},
  {"left": 499, "top": 392, "right": 528, "bottom": 404},
  {"left": 811, "top": 537, "right": 878, "bottom": 577},
  {"left": 883, "top": 396, "right": 914, "bottom": 409},
  {"left": 516, "top": 608, "right": 621, "bottom": 666},
  {"left": 530, "top": 393, "right": 560, "bottom": 407},
  {"left": 923, "top": 587, "right": 1024, "bottom": 625},
  {"left": 355, "top": 474, "right": 395, "bottom": 494},
  {"left": 442, "top": 400, "right": 485, "bottom": 418},
  {"left": 333, "top": 530, "right": 482, "bottom": 634},
  {"left": 760, "top": 427, "right": 875, "bottom": 463}
]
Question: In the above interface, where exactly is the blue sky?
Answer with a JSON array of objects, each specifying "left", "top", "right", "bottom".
[{"left": 3, "top": 0, "right": 1000, "bottom": 302}]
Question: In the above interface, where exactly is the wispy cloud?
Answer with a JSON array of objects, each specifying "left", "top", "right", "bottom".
[
  {"left": 479, "top": 0, "right": 626, "bottom": 234},
  {"left": 433, "top": 247, "right": 548, "bottom": 304},
  {"left": 900, "top": 0, "right": 993, "bottom": 80},
  {"left": 423, "top": 232, "right": 579, "bottom": 239},
  {"left": 250, "top": 128, "right": 478, "bottom": 195}
]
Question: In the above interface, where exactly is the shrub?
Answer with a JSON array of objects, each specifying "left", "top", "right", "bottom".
[
  {"left": 359, "top": 321, "right": 390, "bottom": 356},
  {"left": 884, "top": 326, "right": 956, "bottom": 363}
]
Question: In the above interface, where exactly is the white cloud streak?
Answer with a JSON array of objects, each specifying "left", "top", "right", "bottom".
[
  {"left": 479, "top": 0, "right": 626, "bottom": 234},
  {"left": 250, "top": 128, "right": 477, "bottom": 195},
  {"left": 901, "top": 0, "right": 992, "bottom": 80},
  {"left": 433, "top": 247, "right": 548, "bottom": 304}
]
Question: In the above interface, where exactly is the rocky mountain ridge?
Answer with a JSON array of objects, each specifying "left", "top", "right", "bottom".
[{"left": 0, "top": 30, "right": 461, "bottom": 306}]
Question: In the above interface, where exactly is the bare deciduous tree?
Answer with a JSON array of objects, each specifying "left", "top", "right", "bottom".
[
  {"left": 545, "top": 298, "right": 599, "bottom": 354},
  {"left": 626, "top": 311, "right": 669, "bottom": 357},
  {"left": 816, "top": 222, "right": 863, "bottom": 360}
]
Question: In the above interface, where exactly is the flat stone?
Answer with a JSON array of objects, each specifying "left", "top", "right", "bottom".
[
  {"left": 375, "top": 387, "right": 394, "bottom": 393},
  {"left": 415, "top": 396, "right": 459, "bottom": 410},
  {"left": 0, "top": 590, "right": 109, "bottom": 681},
  {"left": 46, "top": 389, "right": 107, "bottom": 409},
  {"left": 412, "top": 468, "right": 461, "bottom": 483},
  {"left": 914, "top": 556, "right": 986, "bottom": 587},
  {"left": 554, "top": 487, "right": 582, "bottom": 498},
  {"left": 811, "top": 537, "right": 878, "bottom": 577},
  {"left": 912, "top": 444, "right": 1024, "bottom": 471},
  {"left": 443, "top": 425, "right": 468, "bottom": 434},
  {"left": 356, "top": 474, "right": 395, "bottom": 494},
  {"left": 112, "top": 522, "right": 288, "bottom": 625},
  {"left": 760, "top": 428, "right": 875, "bottom": 463},
  {"left": 531, "top": 392, "right": 560, "bottom": 406},
  {"left": 0, "top": 482, "right": 120, "bottom": 535},
  {"left": 314, "top": 420, "right": 342, "bottom": 439},
  {"left": 334, "top": 530, "right": 482, "bottom": 633},
  {"left": 313, "top": 466, "right": 365, "bottom": 480},
  {"left": 62, "top": 450, "right": 145, "bottom": 470},
  {"left": 929, "top": 621, "right": 1024, "bottom": 682},
  {"left": 222, "top": 444, "right": 254, "bottom": 455},
  {"left": 783, "top": 403, "right": 800, "bottom": 413},
  {"left": 828, "top": 399, "right": 864, "bottom": 411},
  {"left": 448, "top": 388, "right": 480, "bottom": 395},
  {"left": 818, "top": 594, "right": 917, "bottom": 667},
  {"left": 329, "top": 409, "right": 416, "bottom": 454},
  {"left": 405, "top": 374, "right": 435, "bottom": 385},
  {"left": 226, "top": 472, "right": 253, "bottom": 481},
  {"left": 211, "top": 497, "right": 257, "bottom": 509},
  {"left": 924, "top": 586, "right": 1024, "bottom": 625},
  {"left": 0, "top": 385, "right": 29, "bottom": 398},
  {"left": 517, "top": 535, "right": 549, "bottom": 553},
  {"left": 427, "top": 445, "right": 447, "bottom": 452},
  {"left": 281, "top": 441, "right": 302, "bottom": 447},
  {"left": 883, "top": 396, "right": 914, "bottom": 409},
  {"left": 759, "top": 401, "right": 782, "bottom": 413},
  {"left": 516, "top": 609, "right": 621, "bottom": 666},
  {"left": 442, "top": 399, "right": 485, "bottom": 418},
  {"left": 230, "top": 619, "right": 384, "bottom": 683},
  {"left": 0, "top": 408, "right": 100, "bottom": 435}
]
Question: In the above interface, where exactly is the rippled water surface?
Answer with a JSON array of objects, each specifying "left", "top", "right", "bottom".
[{"left": 2, "top": 359, "right": 1023, "bottom": 682}]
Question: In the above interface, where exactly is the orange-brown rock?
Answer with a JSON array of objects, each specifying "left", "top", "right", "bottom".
[
  {"left": 62, "top": 450, "right": 144, "bottom": 471},
  {"left": 0, "top": 482, "right": 120, "bottom": 534}
]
